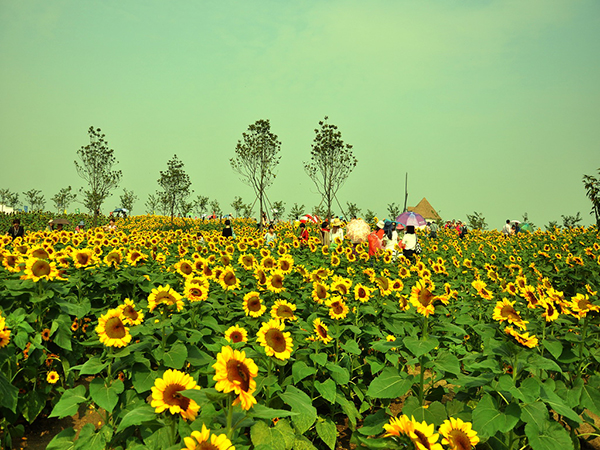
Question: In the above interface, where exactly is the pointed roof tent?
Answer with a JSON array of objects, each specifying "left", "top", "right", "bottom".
[{"left": 407, "top": 198, "right": 441, "bottom": 222}]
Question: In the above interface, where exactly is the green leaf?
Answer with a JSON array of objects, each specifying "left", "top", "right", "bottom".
[
  {"left": 49, "top": 385, "right": 87, "bottom": 418},
  {"left": 526, "top": 353, "right": 562, "bottom": 373},
  {"left": 162, "top": 342, "right": 188, "bottom": 369},
  {"left": 314, "top": 379, "right": 337, "bottom": 404},
  {"left": 404, "top": 336, "right": 439, "bottom": 357},
  {"left": 520, "top": 402, "right": 549, "bottom": 429},
  {"left": 325, "top": 362, "right": 350, "bottom": 385},
  {"left": 434, "top": 351, "right": 461, "bottom": 375},
  {"left": 0, "top": 371, "right": 19, "bottom": 413},
  {"left": 310, "top": 353, "right": 327, "bottom": 366},
  {"left": 248, "top": 404, "right": 299, "bottom": 420},
  {"left": 542, "top": 339, "right": 563, "bottom": 360},
  {"left": 76, "top": 356, "right": 109, "bottom": 376},
  {"left": 316, "top": 418, "right": 337, "bottom": 450},
  {"left": 22, "top": 390, "right": 47, "bottom": 423},
  {"left": 280, "top": 386, "right": 317, "bottom": 435},
  {"left": 89, "top": 378, "right": 124, "bottom": 413},
  {"left": 251, "top": 419, "right": 295, "bottom": 450},
  {"left": 73, "top": 423, "right": 112, "bottom": 450},
  {"left": 357, "top": 409, "right": 388, "bottom": 436},
  {"left": 366, "top": 367, "right": 413, "bottom": 399},
  {"left": 117, "top": 404, "right": 157, "bottom": 432},
  {"left": 46, "top": 428, "right": 76, "bottom": 450},
  {"left": 132, "top": 364, "right": 157, "bottom": 393},
  {"left": 336, "top": 395, "right": 361, "bottom": 428},
  {"left": 515, "top": 377, "right": 542, "bottom": 403},
  {"left": 580, "top": 382, "right": 600, "bottom": 417},
  {"left": 341, "top": 339, "right": 361, "bottom": 355},
  {"left": 472, "top": 394, "right": 521, "bottom": 440},
  {"left": 525, "top": 421, "right": 573, "bottom": 450},
  {"left": 292, "top": 360, "right": 317, "bottom": 384},
  {"left": 539, "top": 383, "right": 581, "bottom": 424}
]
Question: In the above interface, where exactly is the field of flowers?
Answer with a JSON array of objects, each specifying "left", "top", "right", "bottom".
[{"left": 0, "top": 214, "right": 599, "bottom": 450}]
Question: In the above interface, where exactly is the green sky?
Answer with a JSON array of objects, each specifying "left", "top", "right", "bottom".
[{"left": 1, "top": 0, "right": 598, "bottom": 229}]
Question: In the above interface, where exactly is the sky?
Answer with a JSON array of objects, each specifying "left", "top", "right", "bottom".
[{"left": 1, "top": 0, "right": 599, "bottom": 230}]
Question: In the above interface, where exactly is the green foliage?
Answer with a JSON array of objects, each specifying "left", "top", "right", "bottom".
[
  {"left": 51, "top": 186, "right": 77, "bottom": 213},
  {"left": 346, "top": 202, "right": 361, "bottom": 219},
  {"left": 119, "top": 188, "right": 138, "bottom": 214},
  {"left": 288, "top": 203, "right": 305, "bottom": 221},
  {"left": 466, "top": 211, "right": 488, "bottom": 230},
  {"left": 386, "top": 203, "right": 402, "bottom": 219},
  {"left": 583, "top": 168, "right": 600, "bottom": 227},
  {"left": 157, "top": 155, "right": 193, "bottom": 220},
  {"left": 22, "top": 189, "right": 45, "bottom": 212},
  {"left": 561, "top": 212, "right": 582, "bottom": 228}
]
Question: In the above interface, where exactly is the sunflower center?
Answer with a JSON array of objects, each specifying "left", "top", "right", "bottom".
[
  {"left": 331, "top": 302, "right": 344, "bottom": 314},
  {"left": 105, "top": 317, "right": 126, "bottom": 339},
  {"left": 413, "top": 430, "right": 432, "bottom": 450},
  {"left": 276, "top": 306, "right": 293, "bottom": 318},
  {"left": 317, "top": 325, "right": 328, "bottom": 339},
  {"left": 500, "top": 306, "right": 519, "bottom": 321},
  {"left": 230, "top": 331, "right": 243, "bottom": 343},
  {"left": 271, "top": 276, "right": 284, "bottom": 288},
  {"left": 358, "top": 288, "right": 366, "bottom": 298},
  {"left": 226, "top": 360, "right": 251, "bottom": 392},
  {"left": 265, "top": 329, "right": 286, "bottom": 353},
  {"left": 76, "top": 253, "right": 89, "bottom": 265},
  {"left": 195, "top": 441, "right": 220, "bottom": 450},
  {"left": 163, "top": 384, "right": 191, "bottom": 410},
  {"left": 448, "top": 429, "right": 473, "bottom": 450},
  {"left": 190, "top": 288, "right": 202, "bottom": 297},
  {"left": 247, "top": 297, "right": 262, "bottom": 312},
  {"left": 224, "top": 272, "right": 237, "bottom": 286},
  {"left": 180, "top": 263, "right": 193, "bottom": 275},
  {"left": 418, "top": 289, "right": 434, "bottom": 306},
  {"left": 123, "top": 306, "right": 138, "bottom": 321},
  {"left": 32, "top": 260, "right": 51, "bottom": 277},
  {"left": 315, "top": 285, "right": 327, "bottom": 299},
  {"left": 280, "top": 261, "right": 290, "bottom": 271}
]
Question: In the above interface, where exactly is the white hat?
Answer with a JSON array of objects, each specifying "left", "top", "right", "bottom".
[{"left": 376, "top": 220, "right": 385, "bottom": 229}]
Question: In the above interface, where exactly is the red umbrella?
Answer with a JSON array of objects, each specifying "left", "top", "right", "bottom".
[{"left": 300, "top": 214, "right": 319, "bottom": 224}]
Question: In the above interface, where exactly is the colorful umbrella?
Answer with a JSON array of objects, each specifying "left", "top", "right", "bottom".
[
  {"left": 345, "top": 218, "right": 371, "bottom": 243},
  {"left": 396, "top": 212, "right": 427, "bottom": 227},
  {"left": 300, "top": 214, "right": 319, "bottom": 224}
]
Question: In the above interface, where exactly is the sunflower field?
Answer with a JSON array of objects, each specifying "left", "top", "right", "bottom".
[{"left": 0, "top": 214, "right": 599, "bottom": 450}]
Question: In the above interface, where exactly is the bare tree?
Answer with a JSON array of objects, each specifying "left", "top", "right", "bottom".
[
  {"left": 230, "top": 119, "right": 281, "bottom": 229},
  {"left": 304, "top": 117, "right": 357, "bottom": 219},
  {"left": 74, "top": 126, "right": 122, "bottom": 222},
  {"left": 145, "top": 194, "right": 160, "bottom": 215},
  {"left": 194, "top": 195, "right": 209, "bottom": 217}
]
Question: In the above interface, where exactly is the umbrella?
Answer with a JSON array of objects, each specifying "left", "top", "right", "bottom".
[
  {"left": 345, "top": 218, "right": 371, "bottom": 243},
  {"left": 300, "top": 214, "right": 319, "bottom": 224},
  {"left": 396, "top": 212, "right": 427, "bottom": 227},
  {"left": 520, "top": 223, "right": 533, "bottom": 232},
  {"left": 396, "top": 222, "right": 405, "bottom": 230},
  {"left": 510, "top": 220, "right": 521, "bottom": 224},
  {"left": 113, "top": 208, "right": 129, "bottom": 213},
  {"left": 51, "top": 218, "right": 71, "bottom": 225}
]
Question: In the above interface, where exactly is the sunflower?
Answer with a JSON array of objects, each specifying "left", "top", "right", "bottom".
[
  {"left": 257, "top": 319, "right": 293, "bottom": 360},
  {"left": 326, "top": 296, "right": 349, "bottom": 320},
  {"left": 270, "top": 299, "right": 297, "bottom": 321},
  {"left": 354, "top": 284, "right": 372, "bottom": 303},
  {"left": 0, "top": 328, "right": 11, "bottom": 348},
  {"left": 266, "top": 270, "right": 286, "bottom": 293},
  {"left": 243, "top": 291, "right": 266, "bottom": 317},
  {"left": 570, "top": 293, "right": 600, "bottom": 318},
  {"left": 119, "top": 298, "right": 145, "bottom": 325},
  {"left": 540, "top": 299, "right": 559, "bottom": 322},
  {"left": 311, "top": 282, "right": 329, "bottom": 304},
  {"left": 71, "top": 248, "right": 97, "bottom": 268},
  {"left": 218, "top": 267, "right": 240, "bottom": 291},
  {"left": 126, "top": 249, "right": 147, "bottom": 266},
  {"left": 212, "top": 346, "right": 258, "bottom": 410},
  {"left": 438, "top": 418, "right": 479, "bottom": 450},
  {"left": 150, "top": 369, "right": 201, "bottom": 420},
  {"left": 410, "top": 280, "right": 439, "bottom": 317},
  {"left": 184, "top": 280, "right": 209, "bottom": 303},
  {"left": 174, "top": 259, "right": 195, "bottom": 277},
  {"left": 261, "top": 255, "right": 277, "bottom": 270},
  {"left": 278, "top": 255, "right": 294, "bottom": 274},
  {"left": 383, "top": 414, "right": 414, "bottom": 438},
  {"left": 521, "top": 285, "right": 541, "bottom": 309},
  {"left": 41, "top": 328, "right": 52, "bottom": 341},
  {"left": 224, "top": 325, "right": 248, "bottom": 344},
  {"left": 29, "top": 246, "right": 51, "bottom": 260},
  {"left": 254, "top": 268, "right": 267, "bottom": 286},
  {"left": 95, "top": 308, "right": 132, "bottom": 348},
  {"left": 504, "top": 282, "right": 518, "bottom": 296},
  {"left": 313, "top": 318, "right": 333, "bottom": 344},
  {"left": 103, "top": 250, "right": 122, "bottom": 267},
  {"left": 504, "top": 326, "right": 539, "bottom": 348},
  {"left": 23, "top": 257, "right": 58, "bottom": 282},
  {"left": 47, "top": 371, "right": 59, "bottom": 384},
  {"left": 182, "top": 424, "right": 235, "bottom": 450},
  {"left": 238, "top": 254, "right": 256, "bottom": 270},
  {"left": 148, "top": 285, "right": 185, "bottom": 312},
  {"left": 492, "top": 299, "right": 528, "bottom": 330}
]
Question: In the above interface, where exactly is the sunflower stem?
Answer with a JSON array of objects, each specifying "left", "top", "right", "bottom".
[
  {"left": 578, "top": 316, "right": 589, "bottom": 374},
  {"left": 418, "top": 355, "right": 426, "bottom": 406},
  {"left": 225, "top": 392, "right": 234, "bottom": 439}
]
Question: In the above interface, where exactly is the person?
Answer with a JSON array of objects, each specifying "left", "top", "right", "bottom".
[
  {"left": 56, "top": 223, "right": 64, "bottom": 232},
  {"left": 196, "top": 232, "right": 206, "bottom": 245},
  {"left": 222, "top": 219, "right": 234, "bottom": 238},
  {"left": 105, "top": 218, "right": 117, "bottom": 231},
  {"left": 75, "top": 221, "right": 85, "bottom": 233},
  {"left": 320, "top": 220, "right": 330, "bottom": 247},
  {"left": 330, "top": 218, "right": 344, "bottom": 246},
  {"left": 502, "top": 220, "right": 511, "bottom": 237},
  {"left": 401, "top": 225, "right": 418, "bottom": 261},
  {"left": 299, "top": 222, "right": 309, "bottom": 245},
  {"left": 261, "top": 212, "right": 269, "bottom": 229},
  {"left": 429, "top": 221, "right": 439, "bottom": 239},
  {"left": 7, "top": 219, "right": 24, "bottom": 240},
  {"left": 382, "top": 220, "right": 399, "bottom": 258},
  {"left": 459, "top": 222, "right": 468, "bottom": 239},
  {"left": 47, "top": 220, "right": 54, "bottom": 232},
  {"left": 264, "top": 224, "right": 277, "bottom": 245},
  {"left": 368, "top": 220, "right": 386, "bottom": 257}
]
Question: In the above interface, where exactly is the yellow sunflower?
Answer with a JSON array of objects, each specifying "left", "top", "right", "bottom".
[
  {"left": 184, "top": 280, "right": 209, "bottom": 303},
  {"left": 148, "top": 285, "right": 185, "bottom": 312},
  {"left": 270, "top": 300, "right": 297, "bottom": 321},
  {"left": 570, "top": 293, "right": 600, "bottom": 318},
  {"left": 375, "top": 276, "right": 393, "bottom": 297},
  {"left": 174, "top": 259, "right": 195, "bottom": 277},
  {"left": 311, "top": 282, "right": 329, "bottom": 304},
  {"left": 23, "top": 257, "right": 58, "bottom": 282},
  {"left": 384, "top": 415, "right": 414, "bottom": 438},
  {"left": 438, "top": 417, "right": 479, "bottom": 450},
  {"left": 492, "top": 299, "right": 528, "bottom": 330},
  {"left": 278, "top": 255, "right": 294, "bottom": 274},
  {"left": 224, "top": 325, "right": 248, "bottom": 344},
  {"left": 103, "top": 249, "right": 122, "bottom": 267},
  {"left": 313, "top": 318, "right": 333, "bottom": 344},
  {"left": 126, "top": 249, "right": 147, "bottom": 266},
  {"left": 266, "top": 270, "right": 286, "bottom": 293},
  {"left": 540, "top": 299, "right": 559, "bottom": 322},
  {"left": 71, "top": 248, "right": 97, "bottom": 268},
  {"left": 326, "top": 296, "right": 349, "bottom": 320},
  {"left": 150, "top": 369, "right": 201, "bottom": 421},
  {"left": 182, "top": 424, "right": 235, "bottom": 450},
  {"left": 238, "top": 254, "right": 256, "bottom": 270},
  {"left": 95, "top": 308, "right": 132, "bottom": 348},
  {"left": 119, "top": 298, "right": 145, "bottom": 325},
  {"left": 257, "top": 319, "right": 293, "bottom": 360},
  {"left": 212, "top": 346, "right": 258, "bottom": 410},
  {"left": 410, "top": 280, "right": 439, "bottom": 317},
  {"left": 354, "top": 284, "right": 372, "bottom": 303},
  {"left": 243, "top": 291, "right": 266, "bottom": 317},
  {"left": 218, "top": 266, "right": 240, "bottom": 291},
  {"left": 47, "top": 371, "right": 59, "bottom": 384},
  {"left": 0, "top": 328, "right": 12, "bottom": 348},
  {"left": 504, "top": 326, "right": 538, "bottom": 348}
]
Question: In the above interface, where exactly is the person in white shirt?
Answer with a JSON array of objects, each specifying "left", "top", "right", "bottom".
[
  {"left": 502, "top": 220, "right": 512, "bottom": 237},
  {"left": 401, "top": 225, "right": 417, "bottom": 261},
  {"left": 329, "top": 218, "right": 344, "bottom": 246},
  {"left": 264, "top": 224, "right": 277, "bottom": 245},
  {"left": 382, "top": 220, "right": 399, "bottom": 259}
]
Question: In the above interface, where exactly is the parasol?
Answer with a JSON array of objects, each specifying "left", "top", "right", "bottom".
[
  {"left": 51, "top": 218, "right": 71, "bottom": 225},
  {"left": 346, "top": 218, "right": 371, "bottom": 243},
  {"left": 300, "top": 214, "right": 319, "bottom": 224},
  {"left": 396, "top": 211, "right": 427, "bottom": 227}
]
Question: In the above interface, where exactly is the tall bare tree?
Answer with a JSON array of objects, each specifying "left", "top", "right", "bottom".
[
  {"left": 304, "top": 117, "right": 357, "bottom": 219},
  {"left": 230, "top": 119, "right": 281, "bottom": 229},
  {"left": 74, "top": 126, "right": 122, "bottom": 222}
]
